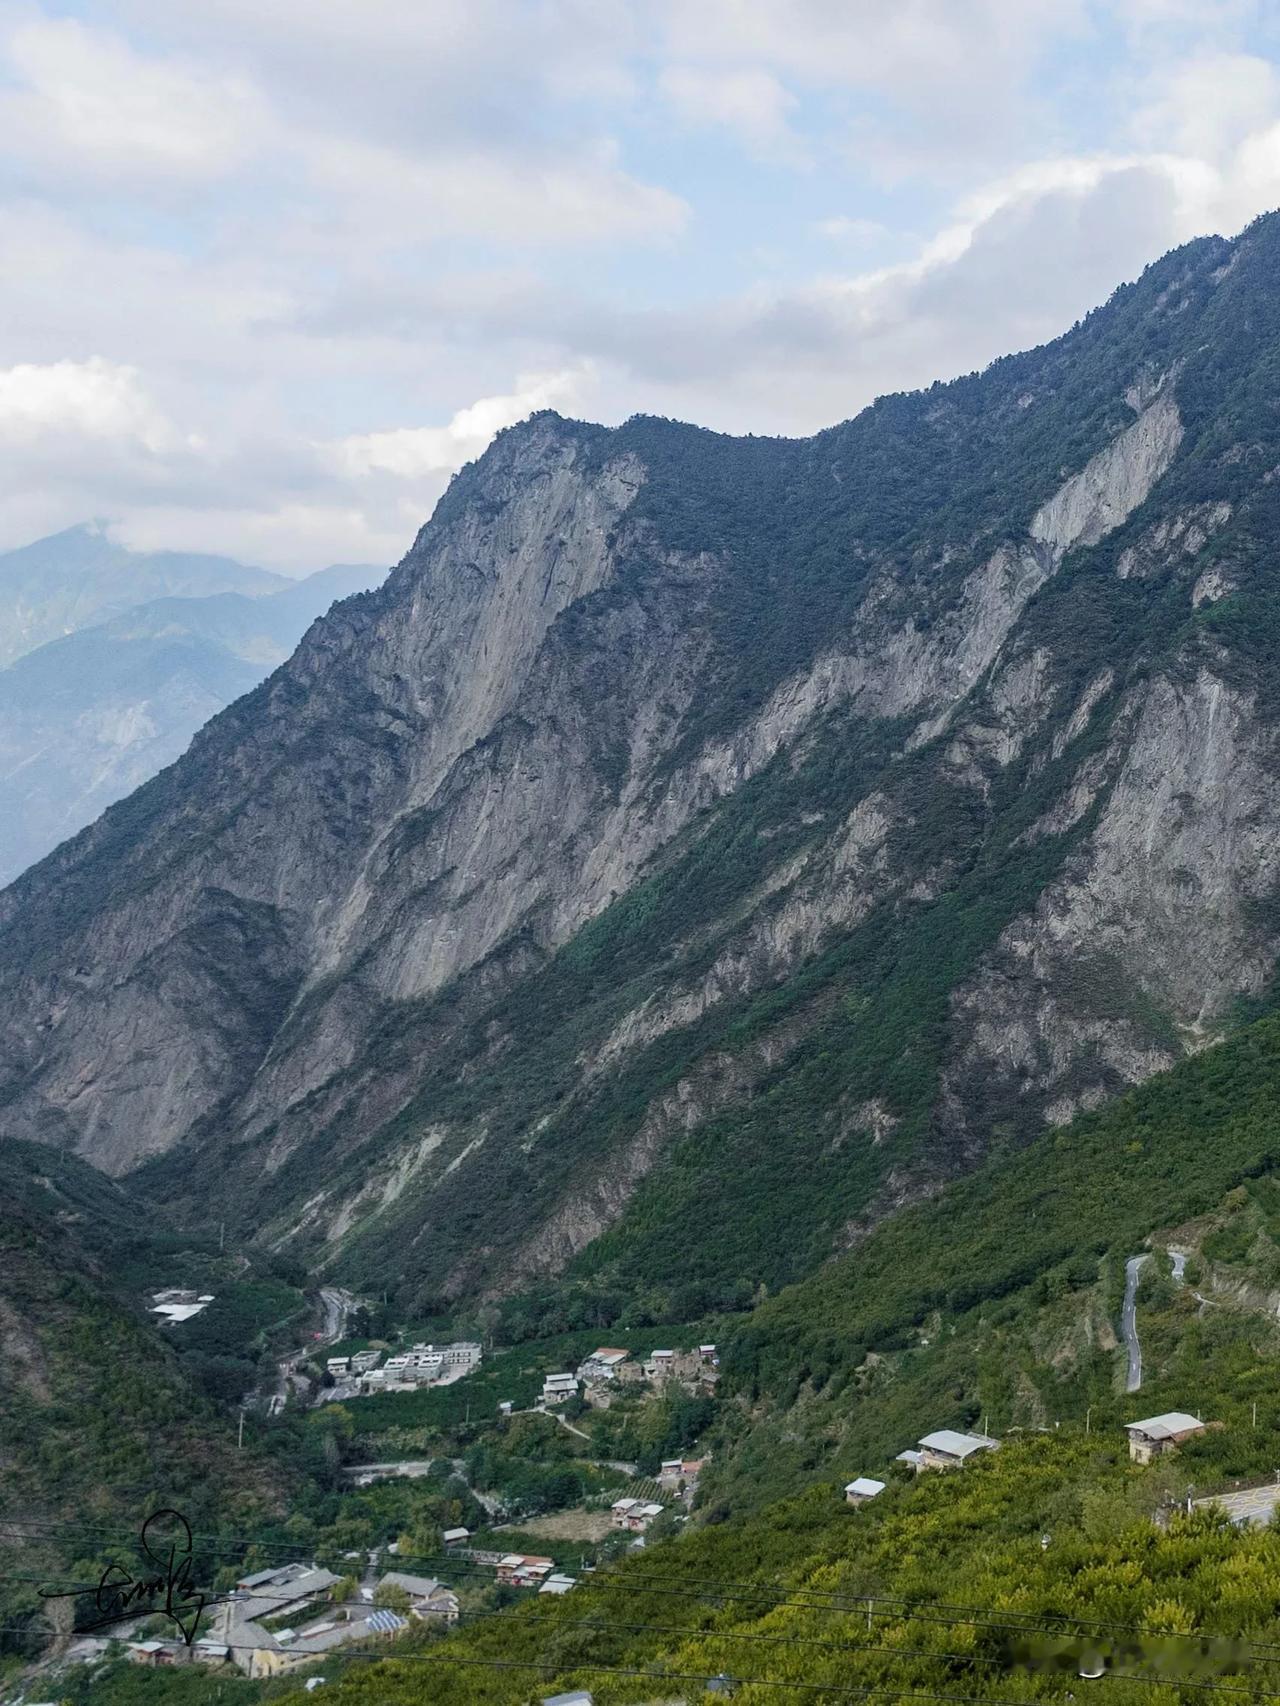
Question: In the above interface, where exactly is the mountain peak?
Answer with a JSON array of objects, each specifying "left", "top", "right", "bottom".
[{"left": 4, "top": 228, "right": 1280, "bottom": 1334}]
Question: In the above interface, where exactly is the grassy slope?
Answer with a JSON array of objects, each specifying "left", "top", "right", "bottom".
[
  {"left": 242, "top": 1010, "right": 1280, "bottom": 1703},
  {"left": 0, "top": 1142, "right": 289, "bottom": 1659}
]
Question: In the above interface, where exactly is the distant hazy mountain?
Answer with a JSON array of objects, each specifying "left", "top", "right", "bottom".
[
  {"left": 0, "top": 520, "right": 292, "bottom": 668},
  {"left": 0, "top": 558, "right": 384, "bottom": 884}
]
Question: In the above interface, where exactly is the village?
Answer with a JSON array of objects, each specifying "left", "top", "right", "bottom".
[
  {"left": 96, "top": 1333, "right": 721, "bottom": 1682},
  {"left": 114, "top": 1285, "right": 1273, "bottom": 1699},
  {"left": 319, "top": 1337, "right": 720, "bottom": 1409},
  {"left": 36, "top": 1277, "right": 1280, "bottom": 1706}
]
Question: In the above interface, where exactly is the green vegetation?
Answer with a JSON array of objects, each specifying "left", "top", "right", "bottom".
[
  {"left": 264, "top": 1432, "right": 1280, "bottom": 1706},
  {"left": 107, "top": 213, "right": 1280, "bottom": 1381},
  {"left": 23, "top": 216, "right": 1280, "bottom": 1706},
  {"left": 0, "top": 1144, "right": 290, "bottom": 1662},
  {"left": 729, "top": 1009, "right": 1280, "bottom": 1392}
]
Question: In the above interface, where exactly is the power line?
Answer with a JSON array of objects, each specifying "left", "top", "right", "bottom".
[
  {"left": 9, "top": 1514, "right": 1280, "bottom": 1662},
  {"left": 3, "top": 1604, "right": 1279, "bottom": 1702},
  {"left": 7, "top": 1548, "right": 1280, "bottom": 1702},
  {"left": 5, "top": 1568, "right": 1280, "bottom": 1701},
  {"left": 0, "top": 1626, "right": 1081, "bottom": 1706}
]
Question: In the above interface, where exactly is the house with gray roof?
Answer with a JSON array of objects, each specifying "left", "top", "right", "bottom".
[
  {"left": 1125, "top": 1411, "right": 1207, "bottom": 1464},
  {"left": 915, "top": 1429, "right": 999, "bottom": 1470}
]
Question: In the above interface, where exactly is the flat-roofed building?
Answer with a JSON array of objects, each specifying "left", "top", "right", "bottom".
[
  {"left": 576, "top": 1347, "right": 630, "bottom": 1383},
  {"left": 915, "top": 1430, "right": 999, "bottom": 1471},
  {"left": 542, "top": 1372, "right": 578, "bottom": 1404},
  {"left": 844, "top": 1477, "right": 886, "bottom": 1506}
]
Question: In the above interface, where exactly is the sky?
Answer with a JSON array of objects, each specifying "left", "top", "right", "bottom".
[{"left": 2, "top": 1, "right": 1280, "bottom": 572}]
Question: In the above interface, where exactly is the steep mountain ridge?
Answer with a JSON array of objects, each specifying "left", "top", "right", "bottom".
[{"left": 3, "top": 216, "right": 1280, "bottom": 1321}]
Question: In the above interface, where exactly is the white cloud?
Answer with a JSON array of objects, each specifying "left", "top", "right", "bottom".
[
  {"left": 814, "top": 215, "right": 891, "bottom": 242},
  {"left": 0, "top": 18, "right": 269, "bottom": 183},
  {"left": 0, "top": 2, "right": 1278, "bottom": 573},
  {"left": 1130, "top": 52, "right": 1279, "bottom": 161},
  {"left": 0, "top": 357, "right": 184, "bottom": 452},
  {"left": 298, "top": 133, "right": 688, "bottom": 247},
  {"left": 85, "top": 367, "right": 599, "bottom": 572},
  {"left": 113, "top": 499, "right": 409, "bottom": 570},
  {"left": 658, "top": 64, "right": 802, "bottom": 160},
  {"left": 336, "top": 366, "right": 594, "bottom": 479}
]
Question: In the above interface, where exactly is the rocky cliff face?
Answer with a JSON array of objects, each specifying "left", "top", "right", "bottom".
[{"left": 4, "top": 215, "right": 1280, "bottom": 1319}]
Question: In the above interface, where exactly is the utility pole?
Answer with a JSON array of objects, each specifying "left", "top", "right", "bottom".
[
  {"left": 238, "top": 1409, "right": 245, "bottom": 1451},
  {"left": 219, "top": 1221, "right": 225, "bottom": 1253},
  {"left": 1085, "top": 1406, "right": 1093, "bottom": 1435}
]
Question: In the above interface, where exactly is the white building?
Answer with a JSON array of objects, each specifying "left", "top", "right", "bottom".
[
  {"left": 844, "top": 1477, "right": 886, "bottom": 1506},
  {"left": 542, "top": 1372, "right": 578, "bottom": 1404},
  {"left": 411, "top": 1340, "right": 482, "bottom": 1373}
]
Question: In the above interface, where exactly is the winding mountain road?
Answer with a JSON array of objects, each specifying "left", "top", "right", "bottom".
[
  {"left": 1122, "top": 1253, "right": 1150, "bottom": 1393},
  {"left": 319, "top": 1286, "right": 357, "bottom": 1342}
]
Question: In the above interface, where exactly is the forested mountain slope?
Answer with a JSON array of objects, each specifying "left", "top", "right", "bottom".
[
  {"left": 0, "top": 1142, "right": 287, "bottom": 1660},
  {"left": 281, "top": 1007, "right": 1280, "bottom": 1703},
  {"left": 5, "top": 215, "right": 1280, "bottom": 1324}
]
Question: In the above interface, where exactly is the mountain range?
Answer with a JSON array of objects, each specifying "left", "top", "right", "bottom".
[
  {"left": 9, "top": 211, "right": 1280, "bottom": 1702},
  {"left": 0, "top": 528, "right": 384, "bottom": 883},
  {"left": 0, "top": 521, "right": 287, "bottom": 665},
  {"left": 4, "top": 213, "right": 1280, "bottom": 1346}
]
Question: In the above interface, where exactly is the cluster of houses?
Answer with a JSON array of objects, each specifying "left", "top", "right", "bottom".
[
  {"left": 844, "top": 1410, "right": 1215, "bottom": 1508},
  {"left": 610, "top": 1497, "right": 666, "bottom": 1533},
  {"left": 124, "top": 1638, "right": 231, "bottom": 1668},
  {"left": 325, "top": 1348, "right": 380, "bottom": 1379},
  {"left": 325, "top": 1339, "right": 483, "bottom": 1394},
  {"left": 128, "top": 1559, "right": 466, "bottom": 1679},
  {"left": 541, "top": 1344, "right": 719, "bottom": 1409}
]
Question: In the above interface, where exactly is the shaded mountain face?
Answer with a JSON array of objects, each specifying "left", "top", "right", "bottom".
[
  {"left": 4, "top": 216, "right": 1280, "bottom": 1324},
  {"left": 0, "top": 521, "right": 289, "bottom": 667},
  {"left": 0, "top": 1140, "right": 286, "bottom": 1658},
  {"left": 0, "top": 561, "right": 385, "bottom": 885}
]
